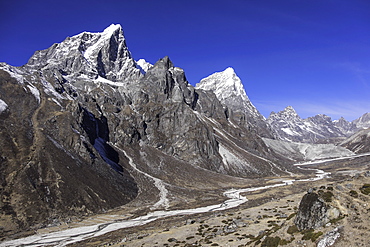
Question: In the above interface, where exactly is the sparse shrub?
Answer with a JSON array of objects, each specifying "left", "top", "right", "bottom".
[
  {"left": 279, "top": 237, "right": 295, "bottom": 245},
  {"left": 349, "top": 190, "right": 358, "bottom": 198},
  {"left": 319, "top": 190, "right": 334, "bottom": 202},
  {"left": 301, "top": 229, "right": 314, "bottom": 240},
  {"left": 287, "top": 213, "right": 296, "bottom": 220},
  {"left": 301, "top": 229, "right": 323, "bottom": 241},
  {"left": 329, "top": 215, "right": 345, "bottom": 224},
  {"left": 261, "top": 236, "right": 281, "bottom": 247},
  {"left": 360, "top": 184, "right": 370, "bottom": 195},
  {"left": 287, "top": 225, "right": 299, "bottom": 234},
  {"left": 311, "top": 231, "right": 323, "bottom": 241}
]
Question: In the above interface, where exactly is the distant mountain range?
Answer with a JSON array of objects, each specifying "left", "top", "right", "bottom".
[
  {"left": 0, "top": 24, "right": 369, "bottom": 238},
  {"left": 267, "top": 106, "right": 370, "bottom": 143}
]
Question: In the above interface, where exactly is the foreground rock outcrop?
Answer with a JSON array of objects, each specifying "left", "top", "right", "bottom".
[{"left": 294, "top": 189, "right": 341, "bottom": 231}]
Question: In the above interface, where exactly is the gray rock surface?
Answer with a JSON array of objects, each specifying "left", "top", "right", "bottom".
[{"left": 294, "top": 191, "right": 340, "bottom": 231}]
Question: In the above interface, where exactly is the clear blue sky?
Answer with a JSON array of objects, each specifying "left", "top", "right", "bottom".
[{"left": 1, "top": 0, "right": 369, "bottom": 121}]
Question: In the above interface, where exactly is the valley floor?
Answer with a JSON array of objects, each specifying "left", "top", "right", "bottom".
[
  {"left": 71, "top": 154, "right": 370, "bottom": 247},
  {"left": 1, "top": 154, "right": 370, "bottom": 247}
]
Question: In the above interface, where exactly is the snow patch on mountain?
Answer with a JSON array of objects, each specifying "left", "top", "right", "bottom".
[
  {"left": 0, "top": 63, "right": 24, "bottom": 83},
  {"left": 0, "top": 99, "right": 8, "bottom": 113},
  {"left": 136, "top": 59, "right": 153, "bottom": 74},
  {"left": 26, "top": 84, "right": 40, "bottom": 103},
  {"left": 219, "top": 144, "right": 256, "bottom": 173}
]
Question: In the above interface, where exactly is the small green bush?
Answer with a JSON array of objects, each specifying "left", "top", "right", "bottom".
[
  {"left": 360, "top": 184, "right": 370, "bottom": 195},
  {"left": 349, "top": 190, "right": 358, "bottom": 198},
  {"left": 319, "top": 190, "right": 334, "bottom": 202},
  {"left": 287, "top": 225, "right": 299, "bottom": 234},
  {"left": 311, "top": 231, "right": 323, "bottom": 241},
  {"left": 261, "top": 236, "right": 281, "bottom": 247},
  {"left": 301, "top": 229, "right": 323, "bottom": 242},
  {"left": 287, "top": 213, "right": 296, "bottom": 220}
]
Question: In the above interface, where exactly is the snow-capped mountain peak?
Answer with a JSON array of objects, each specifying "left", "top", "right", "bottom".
[
  {"left": 26, "top": 23, "right": 141, "bottom": 82},
  {"left": 353, "top": 112, "right": 370, "bottom": 129},
  {"left": 83, "top": 23, "right": 124, "bottom": 62},
  {"left": 196, "top": 67, "right": 246, "bottom": 99},
  {"left": 196, "top": 67, "right": 273, "bottom": 138},
  {"left": 269, "top": 106, "right": 300, "bottom": 123}
]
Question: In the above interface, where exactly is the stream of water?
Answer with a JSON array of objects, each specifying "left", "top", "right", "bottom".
[{"left": 3, "top": 153, "right": 370, "bottom": 247}]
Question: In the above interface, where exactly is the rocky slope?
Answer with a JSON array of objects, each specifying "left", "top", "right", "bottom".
[
  {"left": 0, "top": 24, "right": 294, "bottom": 237},
  {"left": 340, "top": 128, "right": 370, "bottom": 154}
]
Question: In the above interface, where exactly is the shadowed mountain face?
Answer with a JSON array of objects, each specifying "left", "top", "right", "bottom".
[{"left": 0, "top": 24, "right": 294, "bottom": 237}]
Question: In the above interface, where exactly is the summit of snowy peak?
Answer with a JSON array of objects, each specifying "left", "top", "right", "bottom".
[
  {"left": 196, "top": 67, "right": 247, "bottom": 101},
  {"left": 353, "top": 112, "right": 370, "bottom": 129},
  {"left": 196, "top": 67, "right": 272, "bottom": 137},
  {"left": 103, "top": 23, "right": 122, "bottom": 33},
  {"left": 334, "top": 116, "right": 357, "bottom": 135},
  {"left": 83, "top": 24, "right": 125, "bottom": 61},
  {"left": 284, "top": 106, "right": 297, "bottom": 114},
  {"left": 269, "top": 106, "right": 300, "bottom": 120},
  {"left": 224, "top": 67, "right": 235, "bottom": 74},
  {"left": 25, "top": 24, "right": 141, "bottom": 82}
]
